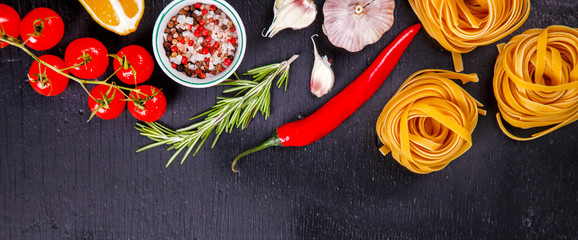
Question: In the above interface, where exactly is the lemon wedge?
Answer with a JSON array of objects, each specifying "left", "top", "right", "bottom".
[{"left": 79, "top": 0, "right": 144, "bottom": 35}]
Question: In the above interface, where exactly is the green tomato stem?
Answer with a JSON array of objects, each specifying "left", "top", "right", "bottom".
[{"left": 0, "top": 36, "right": 148, "bottom": 98}]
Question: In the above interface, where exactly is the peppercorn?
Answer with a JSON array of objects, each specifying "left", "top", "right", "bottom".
[{"left": 223, "top": 57, "right": 232, "bottom": 66}]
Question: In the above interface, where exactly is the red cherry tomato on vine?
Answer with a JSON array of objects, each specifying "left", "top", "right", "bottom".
[
  {"left": 88, "top": 84, "right": 126, "bottom": 120},
  {"left": 113, "top": 45, "right": 154, "bottom": 85},
  {"left": 19, "top": 7, "right": 64, "bottom": 51},
  {"left": 0, "top": 4, "right": 21, "bottom": 48},
  {"left": 65, "top": 37, "right": 109, "bottom": 79},
  {"left": 28, "top": 54, "right": 69, "bottom": 96},
  {"left": 128, "top": 85, "right": 166, "bottom": 122}
]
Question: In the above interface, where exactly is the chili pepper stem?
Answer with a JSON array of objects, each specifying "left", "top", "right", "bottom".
[
  {"left": 231, "top": 132, "right": 283, "bottom": 172},
  {"left": 231, "top": 23, "right": 421, "bottom": 172}
]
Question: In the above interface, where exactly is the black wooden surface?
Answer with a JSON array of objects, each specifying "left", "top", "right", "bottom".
[{"left": 1, "top": 0, "right": 577, "bottom": 239}]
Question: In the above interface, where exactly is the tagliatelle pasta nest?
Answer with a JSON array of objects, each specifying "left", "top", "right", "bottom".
[
  {"left": 376, "top": 70, "right": 485, "bottom": 174},
  {"left": 409, "top": 0, "right": 530, "bottom": 72},
  {"left": 493, "top": 25, "right": 578, "bottom": 141}
]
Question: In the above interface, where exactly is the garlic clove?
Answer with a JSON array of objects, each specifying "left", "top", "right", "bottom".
[
  {"left": 322, "top": 0, "right": 395, "bottom": 52},
  {"left": 310, "top": 35, "right": 334, "bottom": 98},
  {"left": 265, "top": 0, "right": 317, "bottom": 38}
]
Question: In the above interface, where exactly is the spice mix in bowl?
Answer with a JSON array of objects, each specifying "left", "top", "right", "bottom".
[{"left": 153, "top": 0, "right": 246, "bottom": 88}]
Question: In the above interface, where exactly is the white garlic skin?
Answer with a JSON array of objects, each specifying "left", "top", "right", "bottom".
[
  {"left": 265, "top": 0, "right": 317, "bottom": 38},
  {"left": 310, "top": 36, "right": 334, "bottom": 98}
]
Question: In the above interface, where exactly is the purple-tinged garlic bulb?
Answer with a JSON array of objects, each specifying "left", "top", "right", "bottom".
[{"left": 323, "top": 0, "right": 395, "bottom": 52}]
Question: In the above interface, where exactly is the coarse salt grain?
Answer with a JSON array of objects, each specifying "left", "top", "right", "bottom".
[
  {"left": 185, "top": 17, "right": 194, "bottom": 25},
  {"left": 177, "top": 15, "right": 186, "bottom": 24}
]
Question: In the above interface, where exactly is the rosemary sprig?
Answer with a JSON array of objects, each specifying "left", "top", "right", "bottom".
[{"left": 135, "top": 55, "right": 299, "bottom": 167}]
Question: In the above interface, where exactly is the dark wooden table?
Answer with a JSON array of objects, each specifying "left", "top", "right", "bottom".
[{"left": 1, "top": 0, "right": 577, "bottom": 239}]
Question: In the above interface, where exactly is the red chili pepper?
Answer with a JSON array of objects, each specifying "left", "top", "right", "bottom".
[{"left": 231, "top": 24, "right": 421, "bottom": 172}]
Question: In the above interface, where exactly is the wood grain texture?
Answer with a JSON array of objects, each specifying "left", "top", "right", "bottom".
[{"left": 0, "top": 0, "right": 577, "bottom": 239}]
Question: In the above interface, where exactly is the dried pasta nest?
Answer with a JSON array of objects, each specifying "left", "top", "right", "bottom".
[
  {"left": 408, "top": 0, "right": 530, "bottom": 72},
  {"left": 493, "top": 26, "right": 578, "bottom": 141},
  {"left": 377, "top": 70, "right": 485, "bottom": 174}
]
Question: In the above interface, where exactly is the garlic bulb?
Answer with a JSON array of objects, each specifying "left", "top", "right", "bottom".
[
  {"left": 264, "top": 0, "right": 317, "bottom": 38},
  {"left": 322, "top": 0, "right": 395, "bottom": 52},
  {"left": 310, "top": 35, "right": 334, "bottom": 98}
]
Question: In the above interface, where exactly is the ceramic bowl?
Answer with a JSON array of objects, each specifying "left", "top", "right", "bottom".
[{"left": 152, "top": 0, "right": 246, "bottom": 88}]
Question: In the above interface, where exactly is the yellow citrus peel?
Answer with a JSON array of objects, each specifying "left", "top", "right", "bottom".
[
  {"left": 493, "top": 25, "right": 578, "bottom": 141},
  {"left": 79, "top": 0, "right": 144, "bottom": 35},
  {"left": 408, "top": 0, "right": 530, "bottom": 72},
  {"left": 376, "top": 70, "right": 485, "bottom": 174}
]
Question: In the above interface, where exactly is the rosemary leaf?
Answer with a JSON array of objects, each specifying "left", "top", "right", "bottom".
[{"left": 135, "top": 55, "right": 299, "bottom": 167}]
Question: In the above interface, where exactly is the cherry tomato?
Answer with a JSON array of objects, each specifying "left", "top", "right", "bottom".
[
  {"left": 19, "top": 7, "right": 64, "bottom": 51},
  {"left": 0, "top": 4, "right": 21, "bottom": 48},
  {"left": 128, "top": 85, "right": 166, "bottom": 122},
  {"left": 65, "top": 38, "right": 109, "bottom": 79},
  {"left": 113, "top": 45, "right": 154, "bottom": 85},
  {"left": 28, "top": 54, "right": 69, "bottom": 96},
  {"left": 88, "top": 84, "right": 126, "bottom": 120}
]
